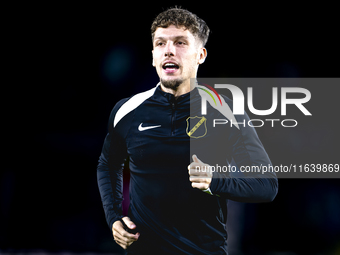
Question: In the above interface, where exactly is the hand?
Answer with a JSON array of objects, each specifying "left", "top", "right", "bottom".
[
  {"left": 188, "top": 155, "right": 212, "bottom": 190},
  {"left": 112, "top": 216, "right": 140, "bottom": 250}
]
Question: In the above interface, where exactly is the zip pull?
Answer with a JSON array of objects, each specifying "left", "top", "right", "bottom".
[{"left": 170, "top": 98, "right": 176, "bottom": 109}]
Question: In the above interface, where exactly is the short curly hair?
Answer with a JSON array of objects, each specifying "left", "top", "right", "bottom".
[{"left": 151, "top": 7, "right": 210, "bottom": 47}]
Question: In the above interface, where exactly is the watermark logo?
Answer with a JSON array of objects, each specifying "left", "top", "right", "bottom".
[
  {"left": 196, "top": 83, "right": 240, "bottom": 129},
  {"left": 197, "top": 83, "right": 223, "bottom": 107},
  {"left": 195, "top": 80, "right": 312, "bottom": 128},
  {"left": 200, "top": 84, "right": 311, "bottom": 116}
]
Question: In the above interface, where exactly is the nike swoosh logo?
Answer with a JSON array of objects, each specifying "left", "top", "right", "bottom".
[{"left": 138, "top": 123, "right": 161, "bottom": 131}]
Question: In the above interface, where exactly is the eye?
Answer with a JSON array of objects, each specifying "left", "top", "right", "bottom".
[
  {"left": 177, "top": 41, "right": 185, "bottom": 45},
  {"left": 156, "top": 41, "right": 164, "bottom": 46}
]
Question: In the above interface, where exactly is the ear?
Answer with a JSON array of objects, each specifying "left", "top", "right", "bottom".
[{"left": 197, "top": 47, "right": 207, "bottom": 64}]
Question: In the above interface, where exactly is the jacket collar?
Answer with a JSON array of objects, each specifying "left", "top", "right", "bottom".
[{"left": 153, "top": 83, "right": 200, "bottom": 105}]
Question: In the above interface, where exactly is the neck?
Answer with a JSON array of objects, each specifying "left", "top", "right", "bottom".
[{"left": 160, "top": 79, "right": 195, "bottom": 97}]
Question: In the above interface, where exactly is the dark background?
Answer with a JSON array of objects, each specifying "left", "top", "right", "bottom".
[{"left": 2, "top": 2, "right": 340, "bottom": 254}]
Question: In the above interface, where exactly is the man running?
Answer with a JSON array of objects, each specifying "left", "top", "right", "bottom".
[{"left": 97, "top": 7, "right": 278, "bottom": 254}]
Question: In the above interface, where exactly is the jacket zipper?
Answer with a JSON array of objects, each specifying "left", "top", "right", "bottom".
[{"left": 171, "top": 101, "right": 176, "bottom": 136}]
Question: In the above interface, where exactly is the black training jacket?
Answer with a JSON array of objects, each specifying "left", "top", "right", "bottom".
[{"left": 97, "top": 83, "right": 278, "bottom": 255}]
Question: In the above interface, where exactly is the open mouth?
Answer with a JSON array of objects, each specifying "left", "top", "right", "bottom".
[{"left": 162, "top": 62, "right": 180, "bottom": 70}]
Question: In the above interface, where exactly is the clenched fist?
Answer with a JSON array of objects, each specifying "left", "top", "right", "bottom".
[
  {"left": 112, "top": 216, "right": 139, "bottom": 250},
  {"left": 188, "top": 154, "right": 212, "bottom": 190}
]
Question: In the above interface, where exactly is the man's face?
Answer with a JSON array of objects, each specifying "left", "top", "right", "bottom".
[{"left": 152, "top": 25, "right": 207, "bottom": 90}]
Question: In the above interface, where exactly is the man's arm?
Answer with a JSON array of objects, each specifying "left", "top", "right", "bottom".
[
  {"left": 97, "top": 100, "right": 139, "bottom": 249},
  {"left": 211, "top": 111, "right": 278, "bottom": 202},
  {"left": 97, "top": 103, "right": 126, "bottom": 228},
  {"left": 189, "top": 111, "right": 278, "bottom": 203}
]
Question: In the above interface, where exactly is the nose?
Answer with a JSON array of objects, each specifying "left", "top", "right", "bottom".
[{"left": 164, "top": 41, "right": 175, "bottom": 57}]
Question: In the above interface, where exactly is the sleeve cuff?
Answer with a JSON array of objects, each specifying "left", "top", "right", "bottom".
[
  {"left": 209, "top": 172, "right": 221, "bottom": 194},
  {"left": 202, "top": 187, "right": 213, "bottom": 195}
]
